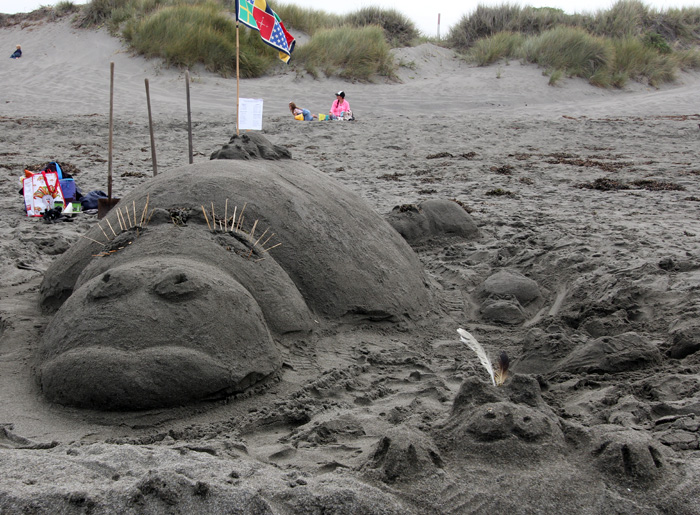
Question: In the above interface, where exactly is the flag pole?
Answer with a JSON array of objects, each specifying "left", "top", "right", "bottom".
[{"left": 236, "top": 21, "right": 240, "bottom": 136}]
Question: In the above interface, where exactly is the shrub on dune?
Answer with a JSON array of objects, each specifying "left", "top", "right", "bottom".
[
  {"left": 469, "top": 31, "right": 523, "bottom": 65},
  {"left": 293, "top": 25, "right": 396, "bottom": 81},
  {"left": 344, "top": 6, "right": 419, "bottom": 47},
  {"left": 124, "top": 3, "right": 275, "bottom": 77},
  {"left": 521, "top": 26, "right": 613, "bottom": 85},
  {"left": 273, "top": 3, "right": 343, "bottom": 36}
]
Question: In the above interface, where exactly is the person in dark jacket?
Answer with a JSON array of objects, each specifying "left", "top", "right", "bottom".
[{"left": 10, "top": 45, "right": 22, "bottom": 59}]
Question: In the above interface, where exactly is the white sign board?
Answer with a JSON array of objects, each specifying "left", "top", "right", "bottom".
[{"left": 238, "top": 98, "right": 263, "bottom": 130}]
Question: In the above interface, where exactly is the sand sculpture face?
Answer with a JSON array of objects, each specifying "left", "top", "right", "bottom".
[{"left": 38, "top": 159, "right": 432, "bottom": 410}]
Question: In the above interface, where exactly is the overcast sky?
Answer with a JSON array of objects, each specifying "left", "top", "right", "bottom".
[{"left": 4, "top": 0, "right": 700, "bottom": 36}]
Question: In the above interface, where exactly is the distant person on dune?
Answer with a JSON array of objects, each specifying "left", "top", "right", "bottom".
[
  {"left": 289, "top": 101, "right": 317, "bottom": 121},
  {"left": 329, "top": 91, "right": 353, "bottom": 120},
  {"left": 10, "top": 45, "right": 22, "bottom": 59}
]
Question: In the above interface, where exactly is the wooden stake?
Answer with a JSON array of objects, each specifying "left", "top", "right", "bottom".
[
  {"left": 108, "top": 62, "right": 114, "bottom": 202},
  {"left": 211, "top": 202, "right": 216, "bottom": 230},
  {"left": 125, "top": 205, "right": 132, "bottom": 227},
  {"left": 132, "top": 200, "right": 137, "bottom": 227},
  {"left": 186, "top": 69, "right": 193, "bottom": 164},
  {"left": 231, "top": 206, "right": 237, "bottom": 232},
  {"left": 201, "top": 205, "right": 212, "bottom": 231},
  {"left": 224, "top": 199, "right": 228, "bottom": 231},
  {"left": 145, "top": 78, "right": 158, "bottom": 176}
]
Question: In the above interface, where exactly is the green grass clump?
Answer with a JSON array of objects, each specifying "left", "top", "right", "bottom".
[
  {"left": 54, "top": 1, "right": 81, "bottom": 15},
  {"left": 344, "top": 6, "right": 419, "bottom": 47},
  {"left": 124, "top": 2, "right": 276, "bottom": 77},
  {"left": 469, "top": 31, "right": 523, "bottom": 65},
  {"left": 674, "top": 48, "right": 700, "bottom": 69},
  {"left": 293, "top": 25, "right": 396, "bottom": 81},
  {"left": 76, "top": 0, "right": 130, "bottom": 28},
  {"left": 522, "top": 26, "right": 612, "bottom": 84},
  {"left": 273, "top": 3, "right": 342, "bottom": 36}
]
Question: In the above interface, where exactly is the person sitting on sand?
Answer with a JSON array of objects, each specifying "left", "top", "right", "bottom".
[
  {"left": 329, "top": 91, "right": 352, "bottom": 120},
  {"left": 289, "top": 101, "right": 316, "bottom": 121},
  {"left": 10, "top": 45, "right": 22, "bottom": 59}
]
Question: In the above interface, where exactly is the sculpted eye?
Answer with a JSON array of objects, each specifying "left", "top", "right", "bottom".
[
  {"left": 87, "top": 271, "right": 137, "bottom": 300},
  {"left": 151, "top": 271, "right": 207, "bottom": 301}
]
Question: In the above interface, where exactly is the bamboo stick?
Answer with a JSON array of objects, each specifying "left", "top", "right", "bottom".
[
  {"left": 116, "top": 208, "right": 125, "bottom": 231},
  {"left": 106, "top": 218, "right": 117, "bottom": 237},
  {"left": 224, "top": 199, "right": 228, "bottom": 231},
  {"left": 81, "top": 235, "right": 106, "bottom": 247},
  {"left": 201, "top": 205, "right": 212, "bottom": 231},
  {"left": 231, "top": 206, "right": 237, "bottom": 232},
  {"left": 140, "top": 195, "right": 150, "bottom": 226},
  {"left": 211, "top": 202, "right": 216, "bottom": 230},
  {"left": 260, "top": 232, "right": 275, "bottom": 248},
  {"left": 237, "top": 202, "right": 247, "bottom": 231},
  {"left": 261, "top": 242, "right": 282, "bottom": 253},
  {"left": 97, "top": 223, "right": 110, "bottom": 242},
  {"left": 248, "top": 219, "right": 258, "bottom": 242},
  {"left": 251, "top": 227, "right": 269, "bottom": 248}
]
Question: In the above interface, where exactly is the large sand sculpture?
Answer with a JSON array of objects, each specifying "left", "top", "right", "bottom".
[{"left": 37, "top": 145, "right": 432, "bottom": 410}]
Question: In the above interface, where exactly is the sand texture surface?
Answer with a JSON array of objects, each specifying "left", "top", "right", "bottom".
[{"left": 2, "top": 15, "right": 700, "bottom": 514}]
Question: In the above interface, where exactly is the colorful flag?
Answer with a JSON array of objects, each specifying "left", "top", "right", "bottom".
[{"left": 236, "top": 0, "right": 295, "bottom": 63}]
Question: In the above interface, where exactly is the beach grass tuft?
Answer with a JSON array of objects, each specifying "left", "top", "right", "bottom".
[
  {"left": 123, "top": 2, "right": 276, "bottom": 77},
  {"left": 293, "top": 25, "right": 396, "bottom": 81}
]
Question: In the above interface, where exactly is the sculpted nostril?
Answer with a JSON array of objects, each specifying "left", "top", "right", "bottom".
[{"left": 152, "top": 271, "right": 206, "bottom": 301}]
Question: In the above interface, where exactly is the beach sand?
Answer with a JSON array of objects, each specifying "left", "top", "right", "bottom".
[{"left": 1, "top": 14, "right": 700, "bottom": 514}]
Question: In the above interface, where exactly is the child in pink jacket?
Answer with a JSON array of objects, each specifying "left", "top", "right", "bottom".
[{"left": 329, "top": 91, "right": 351, "bottom": 120}]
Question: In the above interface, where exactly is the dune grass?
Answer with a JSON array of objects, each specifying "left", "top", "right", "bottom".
[
  {"left": 343, "top": 7, "right": 419, "bottom": 47},
  {"left": 35, "top": 0, "right": 700, "bottom": 84},
  {"left": 293, "top": 25, "right": 396, "bottom": 81},
  {"left": 122, "top": 3, "right": 270, "bottom": 77},
  {"left": 457, "top": 1, "right": 700, "bottom": 87},
  {"left": 71, "top": 0, "right": 415, "bottom": 79}
]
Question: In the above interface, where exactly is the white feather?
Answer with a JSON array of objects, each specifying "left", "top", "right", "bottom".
[{"left": 457, "top": 328, "right": 496, "bottom": 386}]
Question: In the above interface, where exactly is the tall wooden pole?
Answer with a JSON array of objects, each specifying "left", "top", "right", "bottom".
[
  {"left": 108, "top": 61, "right": 114, "bottom": 201},
  {"left": 145, "top": 78, "right": 158, "bottom": 176},
  {"left": 236, "top": 22, "right": 240, "bottom": 136},
  {"left": 186, "top": 69, "right": 193, "bottom": 164}
]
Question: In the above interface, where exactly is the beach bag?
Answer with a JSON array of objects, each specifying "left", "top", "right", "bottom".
[
  {"left": 59, "top": 178, "right": 76, "bottom": 202},
  {"left": 23, "top": 170, "right": 65, "bottom": 217}
]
